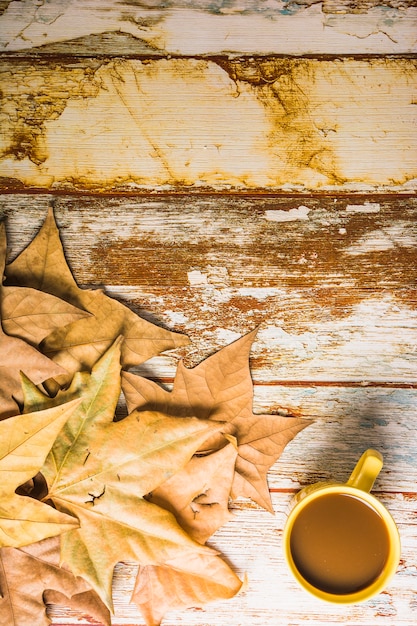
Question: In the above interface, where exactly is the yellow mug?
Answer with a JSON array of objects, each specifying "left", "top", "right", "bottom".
[{"left": 282, "top": 449, "right": 400, "bottom": 604}]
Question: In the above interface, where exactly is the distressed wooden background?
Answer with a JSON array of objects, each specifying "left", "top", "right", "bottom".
[{"left": 0, "top": 1, "right": 416, "bottom": 625}]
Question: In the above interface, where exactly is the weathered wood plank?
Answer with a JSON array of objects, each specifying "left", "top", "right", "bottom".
[
  {"left": 254, "top": 386, "right": 417, "bottom": 493},
  {"left": 0, "top": 1, "right": 416, "bottom": 55},
  {"left": 0, "top": 57, "right": 416, "bottom": 192},
  {"left": 118, "top": 384, "right": 417, "bottom": 492},
  {"left": 1, "top": 195, "right": 416, "bottom": 382}
]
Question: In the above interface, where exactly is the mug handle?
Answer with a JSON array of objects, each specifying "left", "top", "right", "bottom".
[{"left": 346, "top": 449, "right": 383, "bottom": 493}]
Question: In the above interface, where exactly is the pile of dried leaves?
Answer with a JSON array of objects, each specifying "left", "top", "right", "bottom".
[{"left": 0, "top": 209, "right": 309, "bottom": 626}]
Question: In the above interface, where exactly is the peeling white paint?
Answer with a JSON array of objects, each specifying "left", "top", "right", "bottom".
[
  {"left": 102, "top": 287, "right": 417, "bottom": 382},
  {"left": 345, "top": 202, "right": 381, "bottom": 214},
  {"left": 257, "top": 325, "right": 318, "bottom": 358},
  {"left": 205, "top": 265, "right": 230, "bottom": 288},
  {"left": 345, "top": 224, "right": 417, "bottom": 255},
  {"left": 214, "top": 327, "right": 242, "bottom": 345},
  {"left": 383, "top": 225, "right": 417, "bottom": 248},
  {"left": 1, "top": 3, "right": 416, "bottom": 54},
  {"left": 163, "top": 310, "right": 189, "bottom": 326},
  {"left": 263, "top": 206, "right": 311, "bottom": 223},
  {"left": 187, "top": 267, "right": 231, "bottom": 288},
  {"left": 237, "top": 287, "right": 287, "bottom": 300},
  {"left": 187, "top": 269, "right": 209, "bottom": 286},
  {"left": 345, "top": 230, "right": 395, "bottom": 254}
]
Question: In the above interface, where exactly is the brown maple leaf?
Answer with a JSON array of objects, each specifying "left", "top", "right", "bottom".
[
  {"left": 0, "top": 223, "right": 67, "bottom": 418},
  {"left": 122, "top": 329, "right": 311, "bottom": 513},
  {"left": 21, "top": 339, "right": 228, "bottom": 611},
  {"left": 1, "top": 285, "right": 89, "bottom": 347},
  {"left": 5, "top": 208, "right": 189, "bottom": 387},
  {"left": 134, "top": 440, "right": 240, "bottom": 625},
  {"left": 0, "top": 537, "right": 110, "bottom": 626},
  {"left": 133, "top": 551, "right": 243, "bottom": 626},
  {"left": 146, "top": 442, "right": 238, "bottom": 545}
]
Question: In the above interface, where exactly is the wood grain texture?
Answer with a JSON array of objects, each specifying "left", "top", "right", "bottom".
[
  {"left": 0, "top": 57, "right": 416, "bottom": 192},
  {"left": 1, "top": 2, "right": 416, "bottom": 623},
  {"left": 0, "top": 1, "right": 416, "bottom": 55},
  {"left": 1, "top": 196, "right": 416, "bottom": 383}
]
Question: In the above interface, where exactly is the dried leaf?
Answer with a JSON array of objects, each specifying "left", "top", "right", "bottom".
[
  {"left": 0, "top": 398, "right": 80, "bottom": 548},
  {"left": 5, "top": 208, "right": 189, "bottom": 386},
  {"left": 133, "top": 551, "right": 243, "bottom": 626},
  {"left": 22, "top": 340, "right": 227, "bottom": 610},
  {"left": 3, "top": 209, "right": 84, "bottom": 310},
  {"left": 0, "top": 342, "right": 64, "bottom": 420},
  {"left": 42, "top": 288, "right": 189, "bottom": 386},
  {"left": 1, "top": 285, "right": 89, "bottom": 346},
  {"left": 0, "top": 537, "right": 110, "bottom": 626},
  {"left": 123, "top": 329, "right": 311, "bottom": 513},
  {"left": 135, "top": 443, "right": 241, "bottom": 624},
  {"left": 147, "top": 443, "right": 238, "bottom": 544},
  {"left": 0, "top": 224, "right": 67, "bottom": 418}
]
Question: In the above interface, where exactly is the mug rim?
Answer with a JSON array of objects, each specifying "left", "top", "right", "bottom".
[{"left": 282, "top": 484, "right": 401, "bottom": 604}]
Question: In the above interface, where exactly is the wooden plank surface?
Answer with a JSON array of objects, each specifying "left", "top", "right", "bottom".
[
  {"left": 1, "top": 1, "right": 416, "bottom": 624},
  {"left": 1, "top": 196, "right": 416, "bottom": 383},
  {"left": 0, "top": 0, "right": 416, "bottom": 55},
  {"left": 0, "top": 57, "right": 415, "bottom": 192},
  {"left": 47, "top": 492, "right": 417, "bottom": 625}
]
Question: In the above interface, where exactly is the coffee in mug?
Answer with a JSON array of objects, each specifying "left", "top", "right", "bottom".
[{"left": 283, "top": 449, "right": 400, "bottom": 603}]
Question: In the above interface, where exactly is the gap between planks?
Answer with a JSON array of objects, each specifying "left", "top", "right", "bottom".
[
  {"left": 0, "top": 188, "right": 416, "bottom": 199},
  {"left": 144, "top": 378, "right": 417, "bottom": 388}
]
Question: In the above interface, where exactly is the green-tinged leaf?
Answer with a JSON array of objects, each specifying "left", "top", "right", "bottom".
[
  {"left": 59, "top": 493, "right": 216, "bottom": 612},
  {"left": 0, "top": 399, "right": 81, "bottom": 547},
  {"left": 22, "top": 341, "right": 227, "bottom": 610}
]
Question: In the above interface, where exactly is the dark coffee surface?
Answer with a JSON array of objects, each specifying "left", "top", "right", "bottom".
[{"left": 290, "top": 493, "right": 390, "bottom": 595}]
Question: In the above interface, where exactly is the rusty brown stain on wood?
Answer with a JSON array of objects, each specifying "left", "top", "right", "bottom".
[
  {"left": 1, "top": 196, "right": 415, "bottom": 384},
  {"left": 0, "top": 59, "right": 102, "bottom": 164},
  {"left": 0, "top": 57, "right": 416, "bottom": 191},
  {"left": 84, "top": 198, "right": 417, "bottom": 296},
  {"left": 1, "top": 194, "right": 416, "bottom": 304}
]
